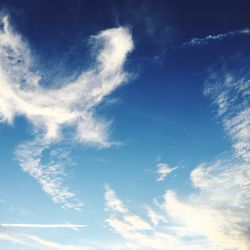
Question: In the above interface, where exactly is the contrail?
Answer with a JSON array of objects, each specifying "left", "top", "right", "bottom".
[
  {"left": 1, "top": 224, "right": 87, "bottom": 230},
  {"left": 182, "top": 28, "right": 250, "bottom": 47}
]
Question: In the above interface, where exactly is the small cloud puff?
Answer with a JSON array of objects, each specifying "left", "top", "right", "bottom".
[{"left": 155, "top": 163, "right": 177, "bottom": 182}]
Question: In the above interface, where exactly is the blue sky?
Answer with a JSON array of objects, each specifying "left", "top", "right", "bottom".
[{"left": 0, "top": 1, "right": 249, "bottom": 249}]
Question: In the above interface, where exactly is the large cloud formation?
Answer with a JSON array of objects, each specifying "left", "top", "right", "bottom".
[
  {"left": 0, "top": 15, "right": 133, "bottom": 209},
  {"left": 105, "top": 65, "right": 250, "bottom": 249}
]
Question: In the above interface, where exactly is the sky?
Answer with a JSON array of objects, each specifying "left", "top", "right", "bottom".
[{"left": 0, "top": 0, "right": 249, "bottom": 249}]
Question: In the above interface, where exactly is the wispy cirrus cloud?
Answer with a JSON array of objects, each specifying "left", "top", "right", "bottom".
[
  {"left": 105, "top": 63, "right": 250, "bottom": 249},
  {"left": 0, "top": 228, "right": 91, "bottom": 250},
  {"left": 164, "top": 160, "right": 250, "bottom": 250},
  {"left": 105, "top": 185, "right": 210, "bottom": 249},
  {"left": 15, "top": 139, "right": 83, "bottom": 210},
  {"left": 155, "top": 162, "right": 178, "bottom": 182},
  {"left": 182, "top": 28, "right": 250, "bottom": 47},
  {"left": 105, "top": 185, "right": 152, "bottom": 232},
  {"left": 0, "top": 15, "right": 133, "bottom": 142},
  {"left": 105, "top": 158, "right": 250, "bottom": 249},
  {"left": 0, "top": 223, "right": 87, "bottom": 230},
  {"left": 204, "top": 64, "right": 250, "bottom": 162},
  {"left": 0, "top": 15, "right": 133, "bottom": 209},
  {"left": 163, "top": 64, "right": 250, "bottom": 249}
]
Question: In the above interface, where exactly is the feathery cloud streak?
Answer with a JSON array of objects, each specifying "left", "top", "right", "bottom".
[
  {"left": 182, "top": 28, "right": 250, "bottom": 47},
  {"left": 15, "top": 139, "right": 84, "bottom": 210},
  {"left": 1, "top": 223, "right": 87, "bottom": 230},
  {"left": 0, "top": 15, "right": 133, "bottom": 209},
  {"left": 0, "top": 229, "right": 90, "bottom": 250},
  {"left": 204, "top": 66, "right": 250, "bottom": 162},
  {"left": 105, "top": 186, "right": 210, "bottom": 249}
]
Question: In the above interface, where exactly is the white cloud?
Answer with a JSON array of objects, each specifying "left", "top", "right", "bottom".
[
  {"left": 104, "top": 184, "right": 129, "bottom": 214},
  {"left": 155, "top": 163, "right": 177, "bottom": 182},
  {"left": 162, "top": 66, "right": 250, "bottom": 250},
  {"left": 15, "top": 138, "right": 83, "bottom": 210},
  {"left": 182, "top": 28, "right": 250, "bottom": 47},
  {"left": 0, "top": 229, "right": 91, "bottom": 250},
  {"left": 164, "top": 158, "right": 250, "bottom": 249},
  {"left": 145, "top": 206, "right": 167, "bottom": 226},
  {"left": 105, "top": 161, "right": 250, "bottom": 249},
  {"left": 105, "top": 186, "right": 210, "bottom": 250},
  {"left": 105, "top": 185, "right": 151, "bottom": 231},
  {"left": 0, "top": 15, "right": 133, "bottom": 208},
  {"left": 204, "top": 68, "right": 250, "bottom": 162},
  {"left": 0, "top": 16, "right": 133, "bottom": 142},
  {"left": 104, "top": 64, "right": 250, "bottom": 249},
  {"left": 1, "top": 223, "right": 87, "bottom": 230}
]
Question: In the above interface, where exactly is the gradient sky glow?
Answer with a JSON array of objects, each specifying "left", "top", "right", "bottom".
[{"left": 0, "top": 1, "right": 249, "bottom": 250}]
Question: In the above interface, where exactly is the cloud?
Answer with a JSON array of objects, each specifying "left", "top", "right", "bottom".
[
  {"left": 145, "top": 206, "right": 167, "bottom": 226},
  {"left": 204, "top": 65, "right": 250, "bottom": 162},
  {"left": 105, "top": 159, "right": 250, "bottom": 249},
  {"left": 15, "top": 138, "right": 83, "bottom": 210},
  {"left": 0, "top": 15, "right": 133, "bottom": 209},
  {"left": 104, "top": 184, "right": 129, "bottom": 214},
  {"left": 0, "top": 228, "right": 91, "bottom": 250},
  {"left": 105, "top": 185, "right": 156, "bottom": 246},
  {"left": 182, "top": 28, "right": 250, "bottom": 47},
  {"left": 104, "top": 186, "right": 210, "bottom": 249},
  {"left": 0, "top": 223, "right": 87, "bottom": 230},
  {"left": 105, "top": 185, "right": 152, "bottom": 232},
  {"left": 164, "top": 160, "right": 250, "bottom": 250},
  {"left": 104, "top": 63, "right": 250, "bottom": 249},
  {"left": 0, "top": 15, "right": 133, "bottom": 142},
  {"left": 155, "top": 162, "right": 177, "bottom": 182},
  {"left": 163, "top": 65, "right": 250, "bottom": 249}
]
